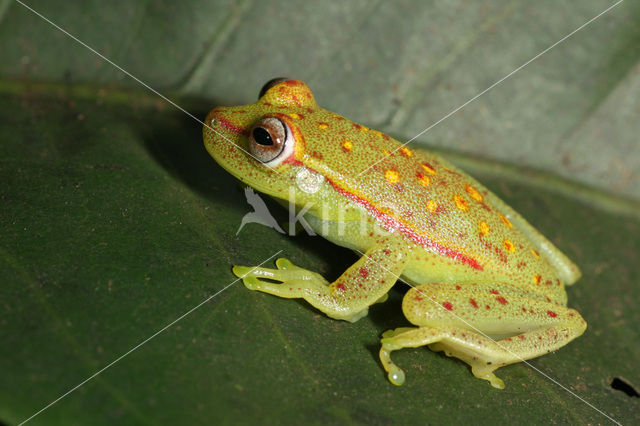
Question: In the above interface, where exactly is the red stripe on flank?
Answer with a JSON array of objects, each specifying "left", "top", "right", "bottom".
[{"left": 327, "top": 179, "right": 483, "bottom": 270}]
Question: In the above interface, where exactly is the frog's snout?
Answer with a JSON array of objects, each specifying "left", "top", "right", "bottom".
[{"left": 204, "top": 108, "right": 249, "bottom": 143}]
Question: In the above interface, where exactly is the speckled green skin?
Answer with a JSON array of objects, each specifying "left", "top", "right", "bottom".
[{"left": 203, "top": 80, "right": 586, "bottom": 388}]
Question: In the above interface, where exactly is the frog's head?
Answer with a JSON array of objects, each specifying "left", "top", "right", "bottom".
[{"left": 204, "top": 78, "right": 330, "bottom": 207}]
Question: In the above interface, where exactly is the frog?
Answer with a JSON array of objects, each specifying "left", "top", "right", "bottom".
[{"left": 203, "top": 78, "right": 586, "bottom": 389}]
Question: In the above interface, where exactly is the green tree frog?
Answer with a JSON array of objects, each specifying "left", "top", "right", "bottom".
[{"left": 203, "top": 78, "right": 586, "bottom": 389}]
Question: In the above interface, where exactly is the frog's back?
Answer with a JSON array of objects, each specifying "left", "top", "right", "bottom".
[{"left": 301, "top": 106, "right": 572, "bottom": 294}]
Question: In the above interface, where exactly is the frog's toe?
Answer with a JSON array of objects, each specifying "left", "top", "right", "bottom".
[
  {"left": 472, "top": 365, "right": 506, "bottom": 389},
  {"left": 381, "top": 327, "right": 414, "bottom": 339},
  {"left": 275, "top": 258, "right": 295, "bottom": 270},
  {"left": 388, "top": 367, "right": 406, "bottom": 386},
  {"left": 232, "top": 265, "right": 280, "bottom": 290},
  {"left": 232, "top": 265, "right": 253, "bottom": 279}
]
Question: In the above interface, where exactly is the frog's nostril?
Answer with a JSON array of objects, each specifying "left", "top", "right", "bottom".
[{"left": 206, "top": 109, "right": 222, "bottom": 128}]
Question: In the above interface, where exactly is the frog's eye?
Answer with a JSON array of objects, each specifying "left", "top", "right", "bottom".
[
  {"left": 248, "top": 117, "right": 293, "bottom": 166},
  {"left": 258, "top": 77, "right": 290, "bottom": 99}
]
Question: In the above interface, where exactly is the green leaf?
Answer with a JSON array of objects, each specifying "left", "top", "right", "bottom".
[{"left": 1, "top": 1, "right": 639, "bottom": 424}]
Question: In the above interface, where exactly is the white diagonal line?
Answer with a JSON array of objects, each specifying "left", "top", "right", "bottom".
[
  {"left": 357, "top": 0, "right": 624, "bottom": 177},
  {"left": 18, "top": 250, "right": 282, "bottom": 425},
  {"left": 355, "top": 249, "right": 619, "bottom": 425},
  {"left": 14, "top": 0, "right": 281, "bottom": 173}
]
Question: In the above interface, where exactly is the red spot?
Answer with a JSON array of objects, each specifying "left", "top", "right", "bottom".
[
  {"left": 557, "top": 279, "right": 562, "bottom": 287},
  {"left": 310, "top": 150, "right": 323, "bottom": 160},
  {"left": 455, "top": 285, "right": 461, "bottom": 290},
  {"left": 522, "top": 307, "right": 527, "bottom": 312},
  {"left": 486, "top": 305, "right": 491, "bottom": 310},
  {"left": 518, "top": 335, "right": 525, "bottom": 340},
  {"left": 538, "top": 336, "right": 542, "bottom": 340},
  {"left": 496, "top": 296, "right": 508, "bottom": 305},
  {"left": 545, "top": 280, "right": 552, "bottom": 286},
  {"left": 505, "top": 338, "right": 512, "bottom": 341},
  {"left": 469, "top": 298, "right": 479, "bottom": 309},
  {"left": 442, "top": 302, "right": 453, "bottom": 311},
  {"left": 336, "top": 283, "right": 346, "bottom": 291},
  {"left": 359, "top": 267, "right": 369, "bottom": 279},
  {"left": 490, "top": 289, "right": 499, "bottom": 294},
  {"left": 547, "top": 310, "right": 558, "bottom": 318},
  {"left": 382, "top": 249, "right": 391, "bottom": 255}
]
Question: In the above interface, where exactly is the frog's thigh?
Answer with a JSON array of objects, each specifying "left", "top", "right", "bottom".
[
  {"left": 233, "top": 237, "right": 411, "bottom": 322},
  {"left": 482, "top": 189, "right": 581, "bottom": 285},
  {"left": 381, "top": 283, "right": 586, "bottom": 388}
]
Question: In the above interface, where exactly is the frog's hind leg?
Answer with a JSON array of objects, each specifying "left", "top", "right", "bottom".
[
  {"left": 481, "top": 186, "right": 581, "bottom": 285},
  {"left": 232, "top": 237, "right": 411, "bottom": 322},
  {"left": 380, "top": 283, "right": 587, "bottom": 388}
]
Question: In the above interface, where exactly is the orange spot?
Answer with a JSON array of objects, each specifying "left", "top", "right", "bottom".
[
  {"left": 421, "top": 163, "right": 436, "bottom": 175},
  {"left": 288, "top": 113, "right": 302, "bottom": 119},
  {"left": 371, "top": 129, "right": 384, "bottom": 138},
  {"left": 531, "top": 249, "right": 540, "bottom": 258},
  {"left": 532, "top": 274, "right": 542, "bottom": 285},
  {"left": 400, "top": 147, "right": 413, "bottom": 157},
  {"left": 453, "top": 194, "right": 469, "bottom": 211},
  {"left": 381, "top": 149, "right": 390, "bottom": 155},
  {"left": 385, "top": 169, "right": 400, "bottom": 184},
  {"left": 342, "top": 140, "right": 353, "bottom": 151},
  {"left": 479, "top": 221, "right": 490, "bottom": 235},
  {"left": 416, "top": 172, "right": 431, "bottom": 187},
  {"left": 426, "top": 200, "right": 439, "bottom": 212},
  {"left": 465, "top": 185, "right": 483, "bottom": 202},
  {"left": 503, "top": 240, "right": 516, "bottom": 253},
  {"left": 499, "top": 214, "right": 513, "bottom": 228},
  {"left": 317, "top": 123, "right": 329, "bottom": 130}
]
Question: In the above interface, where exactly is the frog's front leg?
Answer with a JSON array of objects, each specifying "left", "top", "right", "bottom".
[
  {"left": 233, "top": 238, "right": 410, "bottom": 322},
  {"left": 380, "top": 282, "right": 587, "bottom": 388}
]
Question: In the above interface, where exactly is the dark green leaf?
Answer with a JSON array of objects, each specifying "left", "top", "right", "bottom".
[{"left": 1, "top": 1, "right": 639, "bottom": 424}]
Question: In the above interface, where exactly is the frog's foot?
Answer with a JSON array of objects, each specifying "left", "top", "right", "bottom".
[
  {"left": 233, "top": 258, "right": 329, "bottom": 293},
  {"left": 471, "top": 364, "right": 505, "bottom": 389},
  {"left": 232, "top": 239, "right": 411, "bottom": 322},
  {"left": 384, "top": 282, "right": 587, "bottom": 388},
  {"left": 380, "top": 327, "right": 436, "bottom": 386},
  {"left": 234, "top": 258, "right": 366, "bottom": 321}
]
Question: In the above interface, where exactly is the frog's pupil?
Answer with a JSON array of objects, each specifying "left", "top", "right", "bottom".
[{"left": 253, "top": 127, "right": 274, "bottom": 146}]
